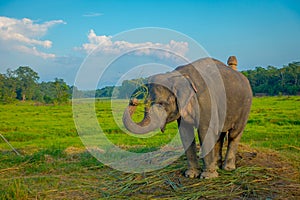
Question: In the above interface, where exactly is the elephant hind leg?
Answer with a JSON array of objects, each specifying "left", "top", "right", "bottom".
[
  {"left": 215, "top": 132, "right": 226, "bottom": 169},
  {"left": 223, "top": 129, "right": 243, "bottom": 171}
]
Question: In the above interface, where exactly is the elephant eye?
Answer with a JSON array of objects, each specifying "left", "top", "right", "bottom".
[{"left": 158, "top": 101, "right": 169, "bottom": 106}]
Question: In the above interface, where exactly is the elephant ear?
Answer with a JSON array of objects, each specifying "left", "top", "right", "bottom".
[{"left": 169, "top": 74, "right": 199, "bottom": 119}]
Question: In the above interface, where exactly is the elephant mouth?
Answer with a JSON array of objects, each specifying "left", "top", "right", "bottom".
[{"left": 122, "top": 98, "right": 167, "bottom": 134}]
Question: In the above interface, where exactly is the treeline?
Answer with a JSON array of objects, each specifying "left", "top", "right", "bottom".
[
  {"left": 242, "top": 62, "right": 300, "bottom": 96},
  {"left": 1, "top": 61, "right": 299, "bottom": 104},
  {"left": 94, "top": 61, "right": 300, "bottom": 98},
  {"left": 75, "top": 79, "right": 148, "bottom": 99},
  {"left": 0, "top": 66, "right": 70, "bottom": 104}
]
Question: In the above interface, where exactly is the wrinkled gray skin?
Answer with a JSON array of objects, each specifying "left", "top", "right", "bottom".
[{"left": 123, "top": 57, "right": 252, "bottom": 179}]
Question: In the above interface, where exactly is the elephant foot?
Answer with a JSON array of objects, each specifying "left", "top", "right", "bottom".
[
  {"left": 184, "top": 168, "right": 200, "bottom": 178},
  {"left": 200, "top": 169, "right": 219, "bottom": 179},
  {"left": 223, "top": 161, "right": 236, "bottom": 171}
]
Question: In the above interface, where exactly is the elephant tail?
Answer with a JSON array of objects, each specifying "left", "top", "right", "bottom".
[{"left": 227, "top": 56, "right": 238, "bottom": 70}]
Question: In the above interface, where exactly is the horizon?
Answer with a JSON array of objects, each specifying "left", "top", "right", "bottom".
[{"left": 2, "top": 58, "right": 299, "bottom": 91}]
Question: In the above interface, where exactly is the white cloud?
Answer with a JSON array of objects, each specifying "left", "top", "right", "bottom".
[
  {"left": 78, "top": 29, "right": 189, "bottom": 60},
  {"left": 0, "top": 16, "right": 65, "bottom": 59},
  {"left": 15, "top": 45, "right": 56, "bottom": 59}
]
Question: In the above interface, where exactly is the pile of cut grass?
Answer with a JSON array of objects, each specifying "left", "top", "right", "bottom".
[{"left": 0, "top": 144, "right": 299, "bottom": 199}]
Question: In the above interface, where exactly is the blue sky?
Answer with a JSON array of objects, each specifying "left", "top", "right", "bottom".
[{"left": 0, "top": 0, "right": 300, "bottom": 88}]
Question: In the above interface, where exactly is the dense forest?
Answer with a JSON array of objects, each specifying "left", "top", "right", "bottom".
[
  {"left": 0, "top": 61, "right": 299, "bottom": 103},
  {"left": 0, "top": 66, "right": 70, "bottom": 104},
  {"left": 242, "top": 62, "right": 300, "bottom": 96}
]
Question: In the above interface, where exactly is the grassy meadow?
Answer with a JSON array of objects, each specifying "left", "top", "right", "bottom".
[{"left": 0, "top": 96, "right": 299, "bottom": 199}]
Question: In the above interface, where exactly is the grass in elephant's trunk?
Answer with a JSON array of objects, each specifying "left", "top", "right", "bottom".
[{"left": 125, "top": 79, "right": 153, "bottom": 125}]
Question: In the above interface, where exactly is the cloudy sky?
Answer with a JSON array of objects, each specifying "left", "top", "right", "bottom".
[{"left": 0, "top": 0, "right": 300, "bottom": 88}]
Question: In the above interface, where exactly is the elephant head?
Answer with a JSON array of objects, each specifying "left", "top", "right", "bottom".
[{"left": 122, "top": 71, "right": 199, "bottom": 134}]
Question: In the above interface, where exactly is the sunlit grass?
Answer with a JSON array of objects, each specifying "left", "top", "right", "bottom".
[
  {"left": 0, "top": 97, "right": 299, "bottom": 199},
  {"left": 242, "top": 96, "right": 300, "bottom": 162},
  {"left": 1, "top": 97, "right": 298, "bottom": 157}
]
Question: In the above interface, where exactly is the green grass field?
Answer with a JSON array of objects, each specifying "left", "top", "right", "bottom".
[
  {"left": 0, "top": 97, "right": 299, "bottom": 199},
  {"left": 243, "top": 96, "right": 300, "bottom": 161}
]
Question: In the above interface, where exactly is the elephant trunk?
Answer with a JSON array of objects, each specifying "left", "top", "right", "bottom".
[{"left": 122, "top": 98, "right": 167, "bottom": 134}]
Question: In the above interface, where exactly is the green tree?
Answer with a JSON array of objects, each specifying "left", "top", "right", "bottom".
[
  {"left": 0, "top": 74, "right": 4, "bottom": 100},
  {"left": 53, "top": 78, "right": 70, "bottom": 103},
  {"left": 38, "top": 81, "right": 54, "bottom": 103},
  {"left": 266, "top": 66, "right": 280, "bottom": 95},
  {"left": 14, "top": 66, "right": 39, "bottom": 101},
  {"left": 96, "top": 86, "right": 116, "bottom": 98},
  {"left": 242, "top": 62, "right": 300, "bottom": 96},
  {"left": 0, "top": 70, "right": 17, "bottom": 103},
  {"left": 284, "top": 62, "right": 300, "bottom": 95}
]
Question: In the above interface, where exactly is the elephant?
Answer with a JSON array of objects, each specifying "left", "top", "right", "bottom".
[{"left": 122, "top": 57, "right": 252, "bottom": 179}]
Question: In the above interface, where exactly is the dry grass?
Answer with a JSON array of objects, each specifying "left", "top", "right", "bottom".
[{"left": 1, "top": 144, "right": 299, "bottom": 199}]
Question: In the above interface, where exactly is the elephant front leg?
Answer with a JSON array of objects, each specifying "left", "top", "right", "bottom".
[
  {"left": 184, "top": 140, "right": 200, "bottom": 178},
  {"left": 198, "top": 128, "right": 220, "bottom": 179},
  {"left": 178, "top": 119, "right": 200, "bottom": 178},
  {"left": 200, "top": 150, "right": 219, "bottom": 179}
]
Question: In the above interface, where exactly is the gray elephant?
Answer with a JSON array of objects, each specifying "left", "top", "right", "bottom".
[{"left": 123, "top": 57, "right": 252, "bottom": 179}]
